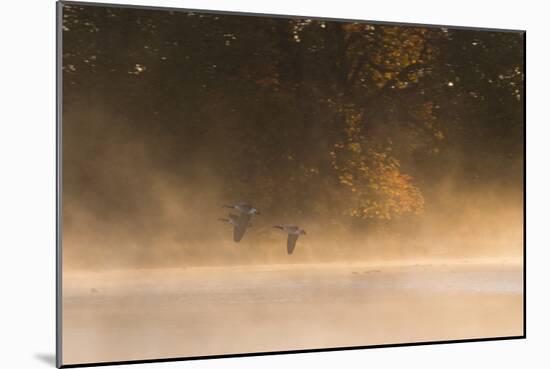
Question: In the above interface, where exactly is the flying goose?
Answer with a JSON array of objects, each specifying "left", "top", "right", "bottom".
[
  {"left": 221, "top": 203, "right": 260, "bottom": 242},
  {"left": 273, "top": 225, "right": 306, "bottom": 255}
]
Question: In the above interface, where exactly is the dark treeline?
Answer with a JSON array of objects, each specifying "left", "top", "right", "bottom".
[{"left": 61, "top": 4, "right": 524, "bottom": 254}]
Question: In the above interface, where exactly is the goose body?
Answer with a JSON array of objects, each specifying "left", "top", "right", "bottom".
[
  {"left": 273, "top": 225, "right": 306, "bottom": 254},
  {"left": 221, "top": 203, "right": 260, "bottom": 242}
]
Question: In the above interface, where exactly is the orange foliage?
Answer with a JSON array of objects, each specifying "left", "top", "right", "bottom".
[{"left": 330, "top": 111, "right": 424, "bottom": 219}]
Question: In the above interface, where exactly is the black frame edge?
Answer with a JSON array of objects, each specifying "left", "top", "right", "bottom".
[
  {"left": 56, "top": 1, "right": 64, "bottom": 367},
  {"left": 522, "top": 30, "right": 527, "bottom": 339}
]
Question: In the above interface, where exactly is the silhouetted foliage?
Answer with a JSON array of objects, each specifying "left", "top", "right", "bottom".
[{"left": 61, "top": 4, "right": 524, "bottom": 225}]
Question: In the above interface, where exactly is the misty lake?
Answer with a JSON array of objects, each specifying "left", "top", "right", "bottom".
[{"left": 62, "top": 261, "right": 523, "bottom": 365}]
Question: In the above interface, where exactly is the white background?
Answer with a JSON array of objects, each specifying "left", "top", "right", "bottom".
[{"left": 0, "top": 0, "right": 547, "bottom": 368}]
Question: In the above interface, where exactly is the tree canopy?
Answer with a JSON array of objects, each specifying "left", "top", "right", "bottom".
[{"left": 61, "top": 4, "right": 524, "bottom": 228}]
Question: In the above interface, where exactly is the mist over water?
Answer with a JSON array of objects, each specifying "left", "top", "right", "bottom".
[
  {"left": 62, "top": 139, "right": 523, "bottom": 270},
  {"left": 61, "top": 109, "right": 523, "bottom": 364},
  {"left": 61, "top": 105, "right": 522, "bottom": 270},
  {"left": 63, "top": 262, "right": 523, "bottom": 364},
  {"left": 61, "top": 127, "right": 523, "bottom": 364}
]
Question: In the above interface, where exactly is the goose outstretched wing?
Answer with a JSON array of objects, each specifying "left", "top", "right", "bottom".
[
  {"left": 287, "top": 234, "right": 299, "bottom": 254},
  {"left": 233, "top": 213, "right": 251, "bottom": 242}
]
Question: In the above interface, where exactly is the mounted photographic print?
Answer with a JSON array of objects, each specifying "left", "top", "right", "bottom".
[{"left": 56, "top": 1, "right": 525, "bottom": 367}]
